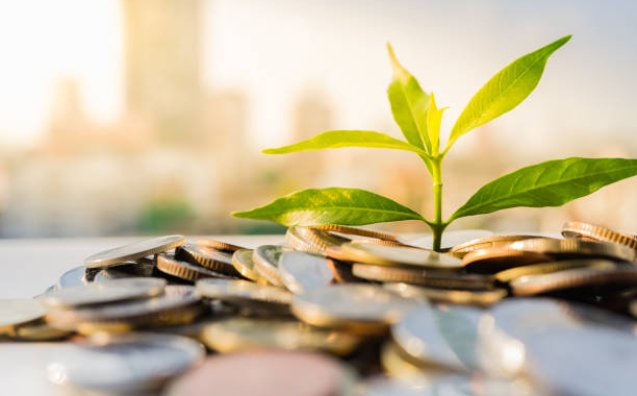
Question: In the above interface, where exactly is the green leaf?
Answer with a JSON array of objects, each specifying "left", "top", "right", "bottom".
[
  {"left": 451, "top": 157, "right": 637, "bottom": 220},
  {"left": 232, "top": 187, "right": 425, "bottom": 226},
  {"left": 445, "top": 35, "right": 571, "bottom": 151},
  {"left": 387, "top": 43, "right": 431, "bottom": 153},
  {"left": 426, "top": 93, "right": 445, "bottom": 155},
  {"left": 262, "top": 130, "right": 428, "bottom": 156}
]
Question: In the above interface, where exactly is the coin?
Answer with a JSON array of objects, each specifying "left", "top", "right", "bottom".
[
  {"left": 327, "top": 259, "right": 363, "bottom": 283},
  {"left": 94, "top": 268, "right": 139, "bottom": 282},
  {"left": 197, "top": 238, "right": 245, "bottom": 253},
  {"left": 562, "top": 221, "right": 637, "bottom": 250},
  {"left": 291, "top": 284, "right": 416, "bottom": 334},
  {"left": 8, "top": 320, "right": 72, "bottom": 341},
  {"left": 56, "top": 266, "right": 90, "bottom": 289},
  {"left": 310, "top": 224, "right": 400, "bottom": 242},
  {"left": 176, "top": 244, "right": 241, "bottom": 276},
  {"left": 85, "top": 235, "right": 186, "bottom": 269},
  {"left": 252, "top": 245, "right": 286, "bottom": 287},
  {"left": 200, "top": 318, "right": 359, "bottom": 355},
  {"left": 461, "top": 248, "right": 552, "bottom": 273},
  {"left": 352, "top": 264, "right": 494, "bottom": 290},
  {"left": 279, "top": 251, "right": 334, "bottom": 293},
  {"left": 384, "top": 283, "right": 507, "bottom": 307},
  {"left": 157, "top": 253, "right": 231, "bottom": 282},
  {"left": 94, "top": 260, "right": 156, "bottom": 282},
  {"left": 47, "top": 333, "right": 205, "bottom": 394},
  {"left": 494, "top": 259, "right": 616, "bottom": 284},
  {"left": 509, "top": 237, "right": 635, "bottom": 262},
  {"left": 450, "top": 234, "right": 542, "bottom": 258},
  {"left": 164, "top": 351, "right": 356, "bottom": 396},
  {"left": 39, "top": 278, "right": 166, "bottom": 308},
  {"left": 0, "top": 299, "right": 46, "bottom": 335},
  {"left": 195, "top": 278, "right": 292, "bottom": 305},
  {"left": 510, "top": 265, "right": 637, "bottom": 296},
  {"left": 338, "top": 242, "right": 462, "bottom": 270},
  {"left": 286, "top": 226, "right": 349, "bottom": 256},
  {"left": 46, "top": 285, "right": 202, "bottom": 333},
  {"left": 379, "top": 341, "right": 431, "bottom": 378},
  {"left": 231, "top": 249, "right": 269, "bottom": 283}
]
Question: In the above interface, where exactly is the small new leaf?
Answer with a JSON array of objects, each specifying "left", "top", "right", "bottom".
[
  {"left": 445, "top": 35, "right": 571, "bottom": 151},
  {"left": 451, "top": 157, "right": 637, "bottom": 220},
  {"left": 426, "top": 93, "right": 445, "bottom": 155},
  {"left": 233, "top": 187, "right": 425, "bottom": 226},
  {"left": 263, "top": 130, "right": 428, "bottom": 156},
  {"left": 387, "top": 43, "right": 431, "bottom": 153}
]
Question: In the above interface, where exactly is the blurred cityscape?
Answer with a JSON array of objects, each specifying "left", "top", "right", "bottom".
[{"left": 1, "top": 0, "right": 637, "bottom": 237}]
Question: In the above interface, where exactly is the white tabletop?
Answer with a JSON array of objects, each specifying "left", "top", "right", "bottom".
[{"left": 0, "top": 236, "right": 284, "bottom": 396}]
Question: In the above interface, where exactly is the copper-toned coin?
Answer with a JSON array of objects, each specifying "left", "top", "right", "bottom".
[
  {"left": 509, "top": 238, "right": 635, "bottom": 262},
  {"left": 462, "top": 247, "right": 552, "bottom": 273},
  {"left": 338, "top": 242, "right": 462, "bottom": 270},
  {"left": 157, "top": 254, "right": 230, "bottom": 282},
  {"left": 176, "top": 244, "right": 241, "bottom": 276},
  {"left": 200, "top": 318, "right": 359, "bottom": 356},
  {"left": 232, "top": 249, "right": 267, "bottom": 283},
  {"left": 327, "top": 259, "right": 363, "bottom": 283},
  {"left": 279, "top": 251, "right": 334, "bottom": 293},
  {"left": 450, "top": 234, "right": 542, "bottom": 258},
  {"left": 384, "top": 283, "right": 506, "bottom": 307},
  {"left": 562, "top": 221, "right": 637, "bottom": 250},
  {"left": 197, "top": 239, "right": 245, "bottom": 253},
  {"left": 510, "top": 265, "right": 637, "bottom": 296},
  {"left": 352, "top": 264, "right": 494, "bottom": 291},
  {"left": 0, "top": 299, "right": 46, "bottom": 335},
  {"left": 494, "top": 259, "right": 617, "bottom": 284},
  {"left": 84, "top": 235, "right": 186, "bottom": 269},
  {"left": 252, "top": 245, "right": 286, "bottom": 287},
  {"left": 286, "top": 226, "right": 349, "bottom": 256},
  {"left": 164, "top": 351, "right": 356, "bottom": 396},
  {"left": 310, "top": 224, "right": 400, "bottom": 242}
]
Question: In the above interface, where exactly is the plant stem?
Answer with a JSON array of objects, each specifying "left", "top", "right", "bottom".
[{"left": 431, "top": 157, "right": 445, "bottom": 251}]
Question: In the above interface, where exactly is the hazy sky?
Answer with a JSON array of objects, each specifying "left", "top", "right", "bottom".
[{"left": 1, "top": 0, "right": 636, "bottom": 155}]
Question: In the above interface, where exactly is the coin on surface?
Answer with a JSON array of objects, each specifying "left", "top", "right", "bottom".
[
  {"left": 164, "top": 350, "right": 356, "bottom": 396},
  {"left": 494, "top": 259, "right": 616, "bottom": 284},
  {"left": 291, "top": 284, "right": 417, "bottom": 334},
  {"left": 252, "top": 245, "right": 286, "bottom": 287},
  {"left": 85, "top": 235, "right": 186, "bottom": 269},
  {"left": 327, "top": 259, "right": 363, "bottom": 283},
  {"left": 197, "top": 238, "right": 245, "bottom": 253},
  {"left": 338, "top": 242, "right": 462, "bottom": 270},
  {"left": 8, "top": 320, "right": 72, "bottom": 341},
  {"left": 562, "top": 221, "right": 637, "bottom": 250},
  {"left": 56, "top": 266, "right": 90, "bottom": 289},
  {"left": 384, "top": 283, "right": 506, "bottom": 307},
  {"left": 0, "top": 299, "right": 46, "bottom": 335},
  {"left": 352, "top": 264, "right": 494, "bottom": 290},
  {"left": 450, "top": 234, "right": 542, "bottom": 258},
  {"left": 200, "top": 318, "right": 359, "bottom": 355},
  {"left": 231, "top": 249, "right": 268, "bottom": 283},
  {"left": 39, "top": 278, "right": 166, "bottom": 309},
  {"left": 157, "top": 254, "right": 231, "bottom": 282},
  {"left": 279, "top": 251, "right": 334, "bottom": 293},
  {"left": 509, "top": 237, "right": 635, "bottom": 262},
  {"left": 310, "top": 224, "right": 400, "bottom": 242},
  {"left": 462, "top": 248, "right": 552, "bottom": 273},
  {"left": 510, "top": 265, "right": 637, "bottom": 296},
  {"left": 286, "top": 226, "right": 349, "bottom": 256},
  {"left": 46, "top": 285, "right": 202, "bottom": 333},
  {"left": 176, "top": 244, "right": 240, "bottom": 276},
  {"left": 195, "top": 278, "right": 292, "bottom": 305},
  {"left": 379, "top": 341, "right": 431, "bottom": 378},
  {"left": 47, "top": 333, "right": 205, "bottom": 394}
]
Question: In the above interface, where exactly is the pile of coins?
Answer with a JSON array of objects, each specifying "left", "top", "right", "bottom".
[{"left": 2, "top": 221, "right": 637, "bottom": 395}]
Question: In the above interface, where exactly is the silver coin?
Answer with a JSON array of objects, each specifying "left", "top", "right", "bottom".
[
  {"left": 195, "top": 278, "right": 292, "bottom": 305},
  {"left": 253, "top": 245, "right": 286, "bottom": 286},
  {"left": 84, "top": 235, "right": 186, "bottom": 269},
  {"left": 279, "top": 251, "right": 333, "bottom": 293},
  {"left": 56, "top": 266, "right": 90, "bottom": 289},
  {"left": 0, "top": 299, "right": 46, "bottom": 334},
  {"left": 39, "top": 278, "right": 166, "bottom": 308},
  {"left": 47, "top": 333, "right": 205, "bottom": 393}
]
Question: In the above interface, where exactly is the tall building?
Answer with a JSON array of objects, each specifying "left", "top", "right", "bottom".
[{"left": 122, "top": 0, "right": 203, "bottom": 144}]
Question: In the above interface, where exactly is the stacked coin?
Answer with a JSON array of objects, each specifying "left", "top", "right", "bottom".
[{"left": 2, "top": 222, "right": 637, "bottom": 395}]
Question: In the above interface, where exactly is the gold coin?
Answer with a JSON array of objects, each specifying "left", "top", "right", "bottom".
[
  {"left": 450, "top": 234, "right": 542, "bottom": 258},
  {"left": 494, "top": 259, "right": 616, "bottom": 284},
  {"left": 337, "top": 242, "right": 462, "bottom": 270},
  {"left": 231, "top": 249, "right": 268, "bottom": 283},
  {"left": 8, "top": 320, "right": 72, "bottom": 341},
  {"left": 0, "top": 299, "right": 46, "bottom": 335},
  {"left": 291, "top": 284, "right": 417, "bottom": 334},
  {"left": 195, "top": 278, "right": 292, "bottom": 305},
  {"left": 380, "top": 341, "right": 431, "bottom": 377},
  {"left": 157, "top": 254, "right": 231, "bottom": 282},
  {"left": 326, "top": 259, "right": 362, "bottom": 283},
  {"left": 562, "top": 221, "right": 637, "bottom": 250},
  {"left": 197, "top": 239, "right": 245, "bottom": 253},
  {"left": 200, "top": 318, "right": 360, "bottom": 356},
  {"left": 384, "top": 283, "right": 506, "bottom": 307},
  {"left": 310, "top": 224, "right": 400, "bottom": 243},
  {"left": 252, "top": 245, "right": 286, "bottom": 287},
  {"left": 85, "top": 235, "right": 186, "bottom": 269},
  {"left": 510, "top": 265, "right": 637, "bottom": 296},
  {"left": 509, "top": 237, "right": 635, "bottom": 262},
  {"left": 461, "top": 247, "right": 552, "bottom": 274},
  {"left": 176, "top": 244, "right": 241, "bottom": 276},
  {"left": 352, "top": 264, "right": 494, "bottom": 291},
  {"left": 286, "top": 226, "right": 349, "bottom": 256}
]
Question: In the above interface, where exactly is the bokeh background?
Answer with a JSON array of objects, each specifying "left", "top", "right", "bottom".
[{"left": 1, "top": 0, "right": 637, "bottom": 237}]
